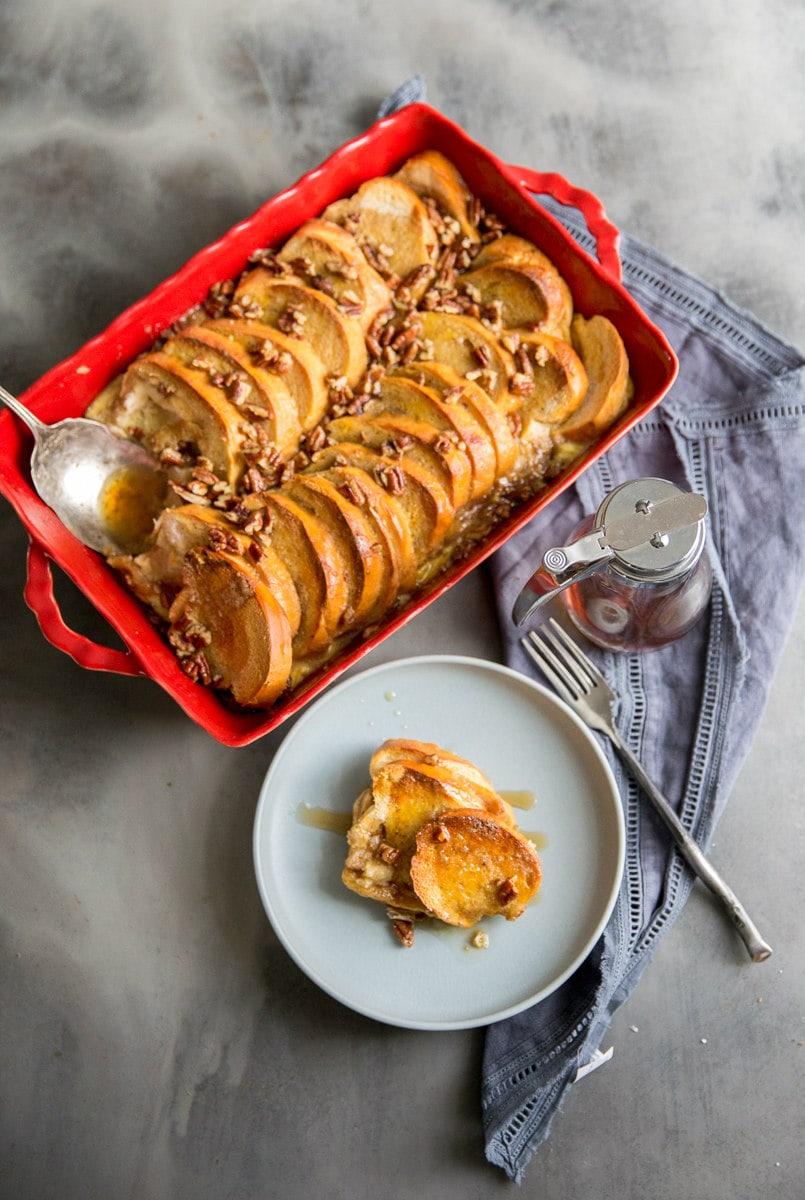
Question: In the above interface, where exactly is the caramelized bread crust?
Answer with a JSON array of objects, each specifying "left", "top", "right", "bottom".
[
  {"left": 342, "top": 738, "right": 542, "bottom": 941},
  {"left": 233, "top": 271, "right": 368, "bottom": 387},
  {"left": 394, "top": 149, "right": 481, "bottom": 242},
  {"left": 88, "top": 150, "right": 631, "bottom": 710},
  {"left": 410, "top": 809, "right": 542, "bottom": 927},
  {"left": 277, "top": 218, "right": 392, "bottom": 331},
  {"left": 169, "top": 546, "right": 292, "bottom": 708}
]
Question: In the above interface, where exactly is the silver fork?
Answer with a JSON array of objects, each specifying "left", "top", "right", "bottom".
[{"left": 521, "top": 618, "right": 773, "bottom": 963}]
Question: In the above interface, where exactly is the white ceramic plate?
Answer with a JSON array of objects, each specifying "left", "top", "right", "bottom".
[{"left": 253, "top": 655, "right": 624, "bottom": 1030}]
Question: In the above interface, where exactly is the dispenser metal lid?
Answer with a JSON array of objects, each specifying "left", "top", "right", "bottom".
[
  {"left": 512, "top": 477, "right": 708, "bottom": 626},
  {"left": 597, "top": 477, "right": 708, "bottom": 582}
]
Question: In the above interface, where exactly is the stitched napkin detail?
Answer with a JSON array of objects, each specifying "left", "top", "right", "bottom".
[{"left": 484, "top": 203, "right": 805, "bottom": 1182}]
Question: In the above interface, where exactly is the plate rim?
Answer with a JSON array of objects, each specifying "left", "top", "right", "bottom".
[{"left": 252, "top": 653, "right": 625, "bottom": 1031}]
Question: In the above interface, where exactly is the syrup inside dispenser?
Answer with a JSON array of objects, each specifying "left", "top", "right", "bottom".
[{"left": 513, "top": 478, "right": 713, "bottom": 652}]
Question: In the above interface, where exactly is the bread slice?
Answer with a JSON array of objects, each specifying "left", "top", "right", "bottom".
[
  {"left": 460, "top": 260, "right": 571, "bottom": 339},
  {"left": 307, "top": 439, "right": 454, "bottom": 564},
  {"left": 341, "top": 789, "right": 425, "bottom": 913},
  {"left": 472, "top": 233, "right": 565, "bottom": 277},
  {"left": 369, "top": 738, "right": 516, "bottom": 827},
  {"left": 323, "top": 176, "right": 439, "bottom": 282},
  {"left": 367, "top": 373, "right": 498, "bottom": 500},
  {"left": 325, "top": 410, "right": 474, "bottom": 512},
  {"left": 108, "top": 503, "right": 228, "bottom": 619},
  {"left": 342, "top": 741, "right": 532, "bottom": 922},
  {"left": 394, "top": 362, "right": 519, "bottom": 479},
  {"left": 111, "top": 354, "right": 253, "bottom": 485},
  {"left": 509, "top": 330, "right": 589, "bottom": 427},
  {"left": 557, "top": 314, "right": 631, "bottom": 443},
  {"left": 277, "top": 218, "right": 392, "bottom": 331},
  {"left": 417, "top": 312, "right": 515, "bottom": 406},
  {"left": 204, "top": 317, "right": 330, "bottom": 430},
  {"left": 311, "top": 463, "right": 418, "bottom": 596},
  {"left": 282, "top": 474, "right": 387, "bottom": 628},
  {"left": 168, "top": 546, "right": 293, "bottom": 708},
  {"left": 342, "top": 757, "right": 494, "bottom": 912},
  {"left": 394, "top": 150, "right": 480, "bottom": 241},
  {"left": 263, "top": 490, "right": 352, "bottom": 646},
  {"left": 159, "top": 325, "right": 303, "bottom": 458},
  {"left": 232, "top": 270, "right": 367, "bottom": 387},
  {"left": 410, "top": 809, "right": 542, "bottom": 927},
  {"left": 472, "top": 235, "right": 573, "bottom": 335}
]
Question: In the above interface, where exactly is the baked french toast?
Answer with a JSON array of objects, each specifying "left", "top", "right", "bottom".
[
  {"left": 342, "top": 738, "right": 542, "bottom": 944},
  {"left": 85, "top": 150, "right": 632, "bottom": 710}
]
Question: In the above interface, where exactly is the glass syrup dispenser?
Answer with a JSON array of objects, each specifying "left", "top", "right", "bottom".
[{"left": 512, "top": 478, "right": 713, "bottom": 652}]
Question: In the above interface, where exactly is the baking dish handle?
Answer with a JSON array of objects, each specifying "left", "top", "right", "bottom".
[
  {"left": 23, "top": 539, "right": 145, "bottom": 677},
  {"left": 507, "top": 165, "right": 622, "bottom": 283}
]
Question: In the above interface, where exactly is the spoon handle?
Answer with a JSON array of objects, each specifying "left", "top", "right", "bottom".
[{"left": 0, "top": 383, "right": 45, "bottom": 438}]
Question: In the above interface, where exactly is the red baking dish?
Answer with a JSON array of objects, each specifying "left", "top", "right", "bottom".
[{"left": 0, "top": 104, "right": 677, "bottom": 746}]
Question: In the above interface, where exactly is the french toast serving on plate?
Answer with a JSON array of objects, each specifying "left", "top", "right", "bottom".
[
  {"left": 84, "top": 150, "right": 632, "bottom": 711},
  {"left": 342, "top": 737, "right": 542, "bottom": 946}
]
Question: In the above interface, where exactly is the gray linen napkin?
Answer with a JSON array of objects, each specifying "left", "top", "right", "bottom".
[
  {"left": 484, "top": 202, "right": 805, "bottom": 1181},
  {"left": 375, "top": 81, "right": 805, "bottom": 1181}
]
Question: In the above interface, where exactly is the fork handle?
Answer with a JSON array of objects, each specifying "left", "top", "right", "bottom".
[{"left": 608, "top": 729, "right": 773, "bottom": 963}]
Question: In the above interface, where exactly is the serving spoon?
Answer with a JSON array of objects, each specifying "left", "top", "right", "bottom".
[{"left": 0, "top": 382, "right": 168, "bottom": 555}]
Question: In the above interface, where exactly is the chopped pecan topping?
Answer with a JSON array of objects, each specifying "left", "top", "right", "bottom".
[
  {"left": 247, "top": 249, "right": 291, "bottom": 275},
  {"left": 158, "top": 445, "right": 188, "bottom": 468},
  {"left": 337, "top": 299, "right": 364, "bottom": 319},
  {"left": 473, "top": 342, "right": 492, "bottom": 368},
  {"left": 319, "top": 258, "right": 355, "bottom": 280},
  {"left": 302, "top": 423, "right": 329, "bottom": 456},
  {"left": 391, "top": 322, "right": 423, "bottom": 352},
  {"left": 337, "top": 476, "right": 364, "bottom": 506},
  {"left": 510, "top": 372, "right": 535, "bottom": 397},
  {"left": 170, "top": 483, "right": 212, "bottom": 506},
  {"left": 228, "top": 296, "right": 262, "bottom": 321},
  {"left": 203, "top": 279, "right": 235, "bottom": 318},
  {"left": 243, "top": 505, "right": 268, "bottom": 535},
  {"left": 375, "top": 463, "right": 406, "bottom": 495},
  {"left": 243, "top": 467, "right": 269, "bottom": 495},
  {"left": 402, "top": 263, "right": 436, "bottom": 293},
  {"left": 207, "top": 526, "right": 241, "bottom": 554},
  {"left": 516, "top": 345, "right": 535, "bottom": 377},
  {"left": 277, "top": 305, "right": 306, "bottom": 338},
  {"left": 465, "top": 367, "right": 498, "bottom": 393},
  {"left": 281, "top": 255, "right": 311, "bottom": 278},
  {"left": 497, "top": 878, "right": 518, "bottom": 905},
  {"left": 433, "top": 246, "right": 457, "bottom": 290},
  {"left": 250, "top": 341, "right": 293, "bottom": 374},
  {"left": 381, "top": 433, "right": 413, "bottom": 457},
  {"left": 390, "top": 919, "right": 415, "bottom": 948}
]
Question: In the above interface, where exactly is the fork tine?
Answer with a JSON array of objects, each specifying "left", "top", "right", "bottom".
[
  {"left": 539, "top": 624, "right": 596, "bottom": 696},
  {"left": 521, "top": 630, "right": 583, "bottom": 701},
  {"left": 547, "top": 617, "right": 611, "bottom": 690}
]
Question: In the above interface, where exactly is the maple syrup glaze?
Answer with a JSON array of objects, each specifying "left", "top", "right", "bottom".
[
  {"left": 98, "top": 463, "right": 168, "bottom": 552},
  {"left": 296, "top": 804, "right": 351, "bottom": 835},
  {"left": 499, "top": 789, "right": 536, "bottom": 810}
]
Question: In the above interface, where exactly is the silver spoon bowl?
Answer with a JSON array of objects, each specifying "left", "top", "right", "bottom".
[{"left": 1, "top": 382, "right": 168, "bottom": 556}]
